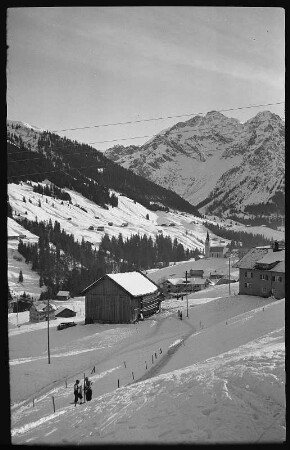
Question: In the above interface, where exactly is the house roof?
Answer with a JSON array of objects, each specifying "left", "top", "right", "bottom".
[
  {"left": 57, "top": 291, "right": 70, "bottom": 296},
  {"left": 31, "top": 302, "right": 57, "bottom": 312},
  {"left": 268, "top": 261, "right": 285, "bottom": 273},
  {"left": 55, "top": 306, "right": 75, "bottom": 314},
  {"left": 167, "top": 278, "right": 185, "bottom": 285},
  {"left": 236, "top": 248, "right": 285, "bottom": 270},
  {"left": 167, "top": 277, "right": 207, "bottom": 285},
  {"left": 82, "top": 271, "right": 159, "bottom": 297},
  {"left": 256, "top": 249, "right": 285, "bottom": 265}
]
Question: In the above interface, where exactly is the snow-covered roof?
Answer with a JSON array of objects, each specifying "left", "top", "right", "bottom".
[
  {"left": 256, "top": 250, "right": 285, "bottom": 265},
  {"left": 236, "top": 248, "right": 285, "bottom": 271},
  {"left": 167, "top": 278, "right": 185, "bottom": 286},
  {"left": 167, "top": 277, "right": 207, "bottom": 285},
  {"left": 31, "top": 302, "right": 57, "bottom": 312},
  {"left": 267, "top": 261, "right": 285, "bottom": 273},
  {"left": 57, "top": 291, "right": 70, "bottom": 296},
  {"left": 55, "top": 306, "right": 75, "bottom": 315},
  {"left": 235, "top": 248, "right": 269, "bottom": 269},
  {"left": 107, "top": 272, "right": 158, "bottom": 297},
  {"left": 82, "top": 271, "right": 159, "bottom": 297}
]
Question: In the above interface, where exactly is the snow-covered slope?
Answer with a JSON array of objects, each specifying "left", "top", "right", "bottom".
[
  {"left": 7, "top": 182, "right": 216, "bottom": 253},
  {"left": 9, "top": 290, "right": 285, "bottom": 444},
  {"left": 104, "top": 111, "right": 285, "bottom": 216}
]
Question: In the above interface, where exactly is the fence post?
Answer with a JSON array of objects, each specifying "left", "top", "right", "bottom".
[
  {"left": 145, "top": 361, "right": 147, "bottom": 370},
  {"left": 65, "top": 379, "right": 67, "bottom": 388},
  {"left": 124, "top": 361, "right": 126, "bottom": 368},
  {"left": 52, "top": 396, "right": 55, "bottom": 413},
  {"left": 152, "top": 355, "right": 154, "bottom": 364},
  {"left": 155, "top": 352, "right": 157, "bottom": 359},
  {"left": 33, "top": 398, "right": 35, "bottom": 407},
  {"left": 118, "top": 379, "right": 120, "bottom": 388},
  {"left": 132, "top": 371, "right": 134, "bottom": 380}
]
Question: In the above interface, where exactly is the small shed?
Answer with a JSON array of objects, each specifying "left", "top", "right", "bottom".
[
  {"left": 189, "top": 269, "right": 204, "bottom": 278},
  {"left": 82, "top": 271, "right": 161, "bottom": 324},
  {"left": 30, "top": 301, "right": 56, "bottom": 323},
  {"left": 56, "top": 290, "right": 70, "bottom": 300},
  {"left": 55, "top": 306, "right": 76, "bottom": 318}
]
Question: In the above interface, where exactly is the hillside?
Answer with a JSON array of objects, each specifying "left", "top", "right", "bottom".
[
  {"left": 9, "top": 289, "right": 285, "bottom": 444},
  {"left": 7, "top": 120, "right": 201, "bottom": 217},
  {"left": 104, "top": 111, "right": 285, "bottom": 220}
]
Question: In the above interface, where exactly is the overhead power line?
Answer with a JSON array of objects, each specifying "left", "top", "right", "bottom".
[
  {"left": 51, "top": 101, "right": 284, "bottom": 133},
  {"left": 7, "top": 114, "right": 285, "bottom": 161}
]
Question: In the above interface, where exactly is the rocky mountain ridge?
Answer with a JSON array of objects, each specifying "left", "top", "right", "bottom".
[{"left": 104, "top": 110, "right": 285, "bottom": 219}]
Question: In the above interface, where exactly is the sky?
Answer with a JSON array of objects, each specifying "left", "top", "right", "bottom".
[{"left": 7, "top": 7, "right": 285, "bottom": 151}]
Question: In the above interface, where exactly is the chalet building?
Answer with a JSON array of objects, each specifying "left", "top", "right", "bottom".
[
  {"left": 29, "top": 301, "right": 56, "bottom": 323},
  {"left": 204, "top": 232, "right": 227, "bottom": 258},
  {"left": 82, "top": 271, "right": 161, "bottom": 324},
  {"left": 189, "top": 269, "right": 204, "bottom": 278},
  {"left": 55, "top": 306, "right": 76, "bottom": 318},
  {"left": 236, "top": 242, "right": 285, "bottom": 299},
  {"left": 56, "top": 290, "right": 70, "bottom": 300},
  {"left": 165, "top": 277, "right": 208, "bottom": 294}
]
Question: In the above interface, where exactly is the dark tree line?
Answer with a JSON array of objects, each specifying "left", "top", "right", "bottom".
[
  {"left": 7, "top": 128, "right": 200, "bottom": 215},
  {"left": 99, "top": 232, "right": 201, "bottom": 270},
  {"left": 16, "top": 216, "right": 200, "bottom": 299},
  {"left": 33, "top": 183, "right": 72, "bottom": 202},
  {"left": 203, "top": 221, "right": 272, "bottom": 248}
]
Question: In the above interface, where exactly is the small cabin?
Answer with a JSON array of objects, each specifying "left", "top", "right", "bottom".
[
  {"left": 30, "top": 301, "right": 56, "bottom": 323},
  {"left": 82, "top": 271, "right": 161, "bottom": 324},
  {"left": 56, "top": 290, "right": 70, "bottom": 300},
  {"left": 55, "top": 306, "right": 76, "bottom": 318},
  {"left": 189, "top": 269, "right": 204, "bottom": 278}
]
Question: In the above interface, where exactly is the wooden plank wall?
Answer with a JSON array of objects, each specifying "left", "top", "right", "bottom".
[{"left": 85, "top": 277, "right": 140, "bottom": 323}]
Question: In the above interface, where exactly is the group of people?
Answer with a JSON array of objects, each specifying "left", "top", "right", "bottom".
[
  {"left": 178, "top": 309, "right": 183, "bottom": 320},
  {"left": 74, "top": 377, "right": 93, "bottom": 405}
]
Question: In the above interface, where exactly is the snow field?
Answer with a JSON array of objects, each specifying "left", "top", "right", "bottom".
[{"left": 9, "top": 287, "right": 285, "bottom": 444}]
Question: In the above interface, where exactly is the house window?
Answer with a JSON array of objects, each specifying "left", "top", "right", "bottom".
[
  {"left": 245, "top": 271, "right": 253, "bottom": 278},
  {"left": 260, "top": 274, "right": 269, "bottom": 280},
  {"left": 244, "top": 283, "right": 251, "bottom": 288},
  {"left": 261, "top": 287, "right": 267, "bottom": 293},
  {"left": 272, "top": 275, "right": 282, "bottom": 282}
]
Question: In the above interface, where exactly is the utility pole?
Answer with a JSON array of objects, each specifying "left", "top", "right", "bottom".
[
  {"left": 16, "top": 295, "right": 19, "bottom": 327},
  {"left": 186, "top": 270, "right": 188, "bottom": 317},
  {"left": 47, "top": 298, "right": 51, "bottom": 364},
  {"left": 228, "top": 255, "right": 231, "bottom": 297}
]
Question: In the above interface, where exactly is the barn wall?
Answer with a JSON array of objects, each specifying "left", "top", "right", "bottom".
[
  {"left": 85, "top": 277, "right": 139, "bottom": 324},
  {"left": 141, "top": 292, "right": 160, "bottom": 317}
]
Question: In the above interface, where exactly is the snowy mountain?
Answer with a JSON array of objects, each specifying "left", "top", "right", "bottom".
[{"left": 104, "top": 111, "right": 285, "bottom": 219}]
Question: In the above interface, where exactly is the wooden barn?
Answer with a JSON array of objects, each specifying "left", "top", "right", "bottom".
[
  {"left": 55, "top": 306, "right": 76, "bottom": 318},
  {"left": 82, "top": 271, "right": 161, "bottom": 324}
]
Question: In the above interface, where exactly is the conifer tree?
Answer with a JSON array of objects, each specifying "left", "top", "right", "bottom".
[{"left": 18, "top": 270, "right": 23, "bottom": 283}]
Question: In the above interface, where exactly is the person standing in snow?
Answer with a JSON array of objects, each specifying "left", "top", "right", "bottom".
[
  {"left": 74, "top": 380, "right": 81, "bottom": 406},
  {"left": 84, "top": 376, "right": 93, "bottom": 401}
]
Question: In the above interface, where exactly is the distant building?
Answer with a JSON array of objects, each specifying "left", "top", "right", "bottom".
[
  {"left": 204, "top": 231, "right": 227, "bottom": 258},
  {"left": 235, "top": 241, "right": 285, "bottom": 299},
  {"left": 55, "top": 306, "right": 76, "bottom": 318},
  {"left": 30, "top": 301, "right": 56, "bottom": 322},
  {"left": 165, "top": 277, "right": 208, "bottom": 294},
  {"left": 82, "top": 271, "right": 161, "bottom": 324},
  {"left": 56, "top": 291, "right": 70, "bottom": 300},
  {"left": 189, "top": 269, "right": 204, "bottom": 278}
]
